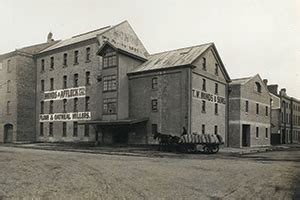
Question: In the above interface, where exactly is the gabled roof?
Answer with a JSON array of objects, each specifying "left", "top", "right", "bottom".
[
  {"left": 129, "top": 43, "right": 212, "bottom": 74},
  {"left": 230, "top": 77, "right": 252, "bottom": 85},
  {"left": 0, "top": 41, "right": 59, "bottom": 60},
  {"left": 40, "top": 25, "right": 111, "bottom": 53},
  {"left": 96, "top": 41, "right": 147, "bottom": 61}
]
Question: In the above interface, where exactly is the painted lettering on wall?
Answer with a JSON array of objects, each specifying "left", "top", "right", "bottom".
[
  {"left": 192, "top": 88, "right": 226, "bottom": 104},
  {"left": 44, "top": 87, "right": 86, "bottom": 101},
  {"left": 39, "top": 112, "right": 91, "bottom": 122}
]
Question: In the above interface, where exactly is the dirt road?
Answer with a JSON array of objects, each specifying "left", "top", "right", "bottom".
[{"left": 0, "top": 146, "right": 299, "bottom": 199}]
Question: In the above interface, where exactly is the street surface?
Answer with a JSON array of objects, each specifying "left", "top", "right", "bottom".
[{"left": 0, "top": 146, "right": 299, "bottom": 199}]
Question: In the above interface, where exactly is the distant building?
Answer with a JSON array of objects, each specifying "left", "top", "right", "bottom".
[
  {"left": 0, "top": 41, "right": 57, "bottom": 142},
  {"left": 267, "top": 85, "right": 300, "bottom": 144},
  {"left": 228, "top": 74, "right": 271, "bottom": 147}
]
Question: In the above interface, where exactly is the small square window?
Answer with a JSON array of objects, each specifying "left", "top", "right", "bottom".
[{"left": 152, "top": 99, "right": 158, "bottom": 111}]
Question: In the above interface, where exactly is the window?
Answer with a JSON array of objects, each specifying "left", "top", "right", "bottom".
[
  {"left": 41, "top": 59, "right": 45, "bottom": 72},
  {"left": 265, "top": 128, "right": 268, "bottom": 138},
  {"left": 63, "top": 53, "right": 68, "bottom": 66},
  {"left": 86, "top": 47, "right": 91, "bottom": 62},
  {"left": 63, "top": 75, "right": 67, "bottom": 89},
  {"left": 84, "top": 125, "right": 89, "bottom": 137},
  {"left": 73, "top": 122, "right": 78, "bottom": 137},
  {"left": 202, "top": 79, "right": 206, "bottom": 91},
  {"left": 63, "top": 122, "right": 67, "bottom": 137},
  {"left": 265, "top": 106, "right": 268, "bottom": 116},
  {"left": 50, "top": 78, "right": 54, "bottom": 90},
  {"left": 202, "top": 57, "right": 206, "bottom": 70},
  {"left": 50, "top": 57, "right": 54, "bottom": 70},
  {"left": 152, "top": 124, "right": 158, "bottom": 135},
  {"left": 86, "top": 71, "right": 90, "bottom": 85},
  {"left": 215, "top": 63, "right": 219, "bottom": 75},
  {"left": 214, "top": 103, "right": 218, "bottom": 115},
  {"left": 103, "top": 75, "right": 117, "bottom": 91},
  {"left": 255, "top": 82, "right": 261, "bottom": 93},
  {"left": 256, "top": 127, "right": 259, "bottom": 138},
  {"left": 214, "top": 125, "right": 218, "bottom": 135},
  {"left": 85, "top": 96, "right": 90, "bottom": 111},
  {"left": 41, "top": 80, "right": 45, "bottom": 92},
  {"left": 74, "top": 74, "right": 79, "bottom": 87},
  {"left": 103, "top": 51, "right": 117, "bottom": 68},
  {"left": 7, "top": 80, "right": 10, "bottom": 93},
  {"left": 7, "top": 60, "right": 11, "bottom": 73},
  {"left": 40, "top": 101, "right": 44, "bottom": 114},
  {"left": 49, "top": 100, "right": 54, "bottom": 114},
  {"left": 74, "top": 50, "right": 79, "bottom": 64},
  {"left": 73, "top": 98, "right": 78, "bottom": 112},
  {"left": 256, "top": 103, "right": 259, "bottom": 114},
  {"left": 103, "top": 98, "right": 117, "bottom": 114},
  {"left": 63, "top": 99, "right": 67, "bottom": 113},
  {"left": 151, "top": 99, "right": 158, "bottom": 111},
  {"left": 49, "top": 122, "right": 53, "bottom": 137},
  {"left": 202, "top": 124, "right": 205, "bottom": 134},
  {"left": 152, "top": 77, "right": 158, "bottom": 89},
  {"left": 6, "top": 101, "right": 10, "bottom": 114},
  {"left": 215, "top": 83, "right": 218, "bottom": 94},
  {"left": 245, "top": 101, "right": 249, "bottom": 113},
  {"left": 202, "top": 100, "right": 206, "bottom": 113},
  {"left": 40, "top": 123, "right": 44, "bottom": 136}
]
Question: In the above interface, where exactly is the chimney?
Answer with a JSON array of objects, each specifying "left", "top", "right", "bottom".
[
  {"left": 263, "top": 79, "right": 268, "bottom": 85},
  {"left": 280, "top": 88, "right": 287, "bottom": 96},
  {"left": 47, "top": 32, "right": 54, "bottom": 43}
]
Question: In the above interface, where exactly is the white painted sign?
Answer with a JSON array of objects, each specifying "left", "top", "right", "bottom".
[
  {"left": 192, "top": 88, "right": 226, "bottom": 104},
  {"left": 44, "top": 86, "right": 86, "bottom": 101},
  {"left": 39, "top": 112, "right": 91, "bottom": 122}
]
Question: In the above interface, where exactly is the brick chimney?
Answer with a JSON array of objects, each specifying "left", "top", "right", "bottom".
[
  {"left": 47, "top": 32, "right": 54, "bottom": 43},
  {"left": 263, "top": 79, "right": 268, "bottom": 85}
]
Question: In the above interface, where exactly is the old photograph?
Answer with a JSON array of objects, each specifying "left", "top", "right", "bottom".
[{"left": 0, "top": 0, "right": 299, "bottom": 199}]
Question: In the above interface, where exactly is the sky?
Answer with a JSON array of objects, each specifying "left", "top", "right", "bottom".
[{"left": 0, "top": 0, "right": 299, "bottom": 98}]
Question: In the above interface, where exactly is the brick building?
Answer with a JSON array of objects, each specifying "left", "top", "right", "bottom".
[
  {"left": 0, "top": 40, "right": 57, "bottom": 143},
  {"left": 228, "top": 74, "right": 271, "bottom": 147},
  {"left": 36, "top": 21, "right": 149, "bottom": 143},
  {"left": 128, "top": 43, "right": 231, "bottom": 144},
  {"left": 267, "top": 85, "right": 300, "bottom": 144}
]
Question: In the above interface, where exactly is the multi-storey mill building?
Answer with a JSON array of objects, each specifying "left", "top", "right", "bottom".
[
  {"left": 0, "top": 40, "right": 57, "bottom": 143},
  {"left": 36, "top": 21, "right": 149, "bottom": 143}
]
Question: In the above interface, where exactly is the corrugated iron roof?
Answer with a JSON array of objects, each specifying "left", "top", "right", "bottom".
[
  {"left": 230, "top": 77, "right": 252, "bottom": 85},
  {"left": 129, "top": 43, "right": 212, "bottom": 73},
  {"left": 40, "top": 26, "right": 111, "bottom": 53}
]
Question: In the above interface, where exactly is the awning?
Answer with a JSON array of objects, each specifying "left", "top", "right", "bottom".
[{"left": 78, "top": 118, "right": 148, "bottom": 126}]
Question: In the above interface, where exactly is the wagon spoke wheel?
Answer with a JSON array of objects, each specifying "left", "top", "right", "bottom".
[
  {"left": 203, "top": 145, "right": 209, "bottom": 154},
  {"left": 212, "top": 145, "right": 220, "bottom": 153}
]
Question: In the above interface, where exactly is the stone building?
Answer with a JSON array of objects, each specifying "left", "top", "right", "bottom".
[
  {"left": 228, "top": 74, "right": 271, "bottom": 147},
  {"left": 267, "top": 85, "right": 300, "bottom": 144},
  {"left": 128, "top": 43, "right": 231, "bottom": 144},
  {"left": 0, "top": 40, "right": 57, "bottom": 143},
  {"left": 36, "top": 21, "right": 149, "bottom": 143}
]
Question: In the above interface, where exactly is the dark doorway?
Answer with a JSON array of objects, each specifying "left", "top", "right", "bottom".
[
  {"left": 282, "top": 130, "right": 286, "bottom": 144},
  {"left": 113, "top": 127, "right": 128, "bottom": 144},
  {"left": 242, "top": 124, "right": 250, "bottom": 147},
  {"left": 4, "top": 124, "right": 13, "bottom": 143}
]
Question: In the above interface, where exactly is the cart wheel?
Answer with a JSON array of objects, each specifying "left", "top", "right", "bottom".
[
  {"left": 213, "top": 145, "right": 220, "bottom": 153},
  {"left": 203, "top": 145, "right": 209, "bottom": 154}
]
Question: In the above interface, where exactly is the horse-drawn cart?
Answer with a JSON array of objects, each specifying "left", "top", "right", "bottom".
[
  {"left": 178, "top": 133, "right": 223, "bottom": 154},
  {"left": 154, "top": 132, "right": 223, "bottom": 154}
]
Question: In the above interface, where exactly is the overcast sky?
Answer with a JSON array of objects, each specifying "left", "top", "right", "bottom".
[{"left": 0, "top": 0, "right": 299, "bottom": 98}]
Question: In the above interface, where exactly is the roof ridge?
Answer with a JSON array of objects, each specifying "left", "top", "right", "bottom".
[
  {"left": 150, "top": 42, "right": 213, "bottom": 56},
  {"left": 72, "top": 25, "right": 111, "bottom": 38}
]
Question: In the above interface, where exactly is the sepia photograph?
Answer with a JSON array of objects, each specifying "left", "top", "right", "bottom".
[{"left": 0, "top": 0, "right": 299, "bottom": 199}]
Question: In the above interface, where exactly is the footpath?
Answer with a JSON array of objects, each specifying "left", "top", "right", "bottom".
[{"left": 3, "top": 142, "right": 299, "bottom": 158}]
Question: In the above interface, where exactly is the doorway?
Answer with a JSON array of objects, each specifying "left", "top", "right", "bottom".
[
  {"left": 4, "top": 124, "right": 13, "bottom": 143},
  {"left": 242, "top": 124, "right": 250, "bottom": 147}
]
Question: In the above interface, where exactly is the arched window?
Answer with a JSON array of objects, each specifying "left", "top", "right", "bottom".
[{"left": 255, "top": 82, "right": 261, "bottom": 93}]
